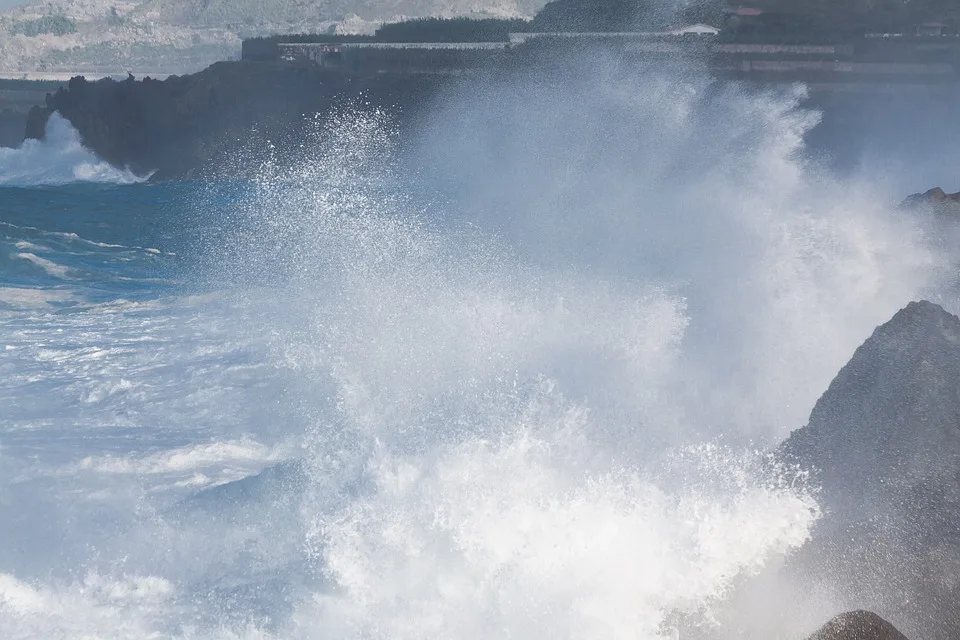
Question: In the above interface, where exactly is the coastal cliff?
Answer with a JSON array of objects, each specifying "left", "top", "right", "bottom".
[
  {"left": 25, "top": 61, "right": 448, "bottom": 180},
  {"left": 28, "top": 56, "right": 960, "bottom": 182}
]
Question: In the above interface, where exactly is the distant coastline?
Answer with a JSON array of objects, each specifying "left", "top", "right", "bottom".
[
  {"left": 16, "top": 4, "right": 960, "bottom": 178},
  {"left": 21, "top": 34, "right": 960, "bottom": 180},
  {"left": 0, "top": 72, "right": 176, "bottom": 81}
]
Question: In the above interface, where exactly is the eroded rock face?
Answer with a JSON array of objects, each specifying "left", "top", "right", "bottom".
[
  {"left": 807, "top": 611, "right": 910, "bottom": 640},
  {"left": 781, "top": 301, "right": 960, "bottom": 639}
]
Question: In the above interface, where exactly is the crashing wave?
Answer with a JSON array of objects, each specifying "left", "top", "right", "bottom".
[
  {"left": 0, "top": 113, "right": 146, "bottom": 186},
  {"left": 0, "top": 53, "right": 957, "bottom": 640}
]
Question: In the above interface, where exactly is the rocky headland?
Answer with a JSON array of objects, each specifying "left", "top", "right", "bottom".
[
  {"left": 25, "top": 61, "right": 450, "bottom": 180},
  {"left": 18, "top": 27, "right": 960, "bottom": 637},
  {"left": 24, "top": 59, "right": 960, "bottom": 183}
]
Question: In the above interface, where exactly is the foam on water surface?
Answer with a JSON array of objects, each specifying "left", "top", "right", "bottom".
[
  {"left": 0, "top": 57, "right": 956, "bottom": 640},
  {"left": 0, "top": 114, "right": 146, "bottom": 186}
]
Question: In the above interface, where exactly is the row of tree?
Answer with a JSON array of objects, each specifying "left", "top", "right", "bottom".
[{"left": 243, "top": 0, "right": 960, "bottom": 54}]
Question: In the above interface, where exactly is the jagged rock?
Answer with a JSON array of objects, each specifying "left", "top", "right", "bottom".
[
  {"left": 781, "top": 301, "right": 960, "bottom": 513},
  {"left": 900, "top": 186, "right": 960, "bottom": 210},
  {"left": 807, "top": 611, "right": 910, "bottom": 640},
  {"left": 781, "top": 300, "right": 960, "bottom": 639}
]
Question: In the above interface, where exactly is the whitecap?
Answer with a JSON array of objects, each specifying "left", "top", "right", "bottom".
[
  {"left": 13, "top": 252, "right": 71, "bottom": 278},
  {"left": 0, "top": 286, "right": 77, "bottom": 307}
]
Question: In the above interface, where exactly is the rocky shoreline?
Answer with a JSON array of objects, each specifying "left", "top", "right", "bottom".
[
  {"left": 23, "top": 54, "right": 960, "bottom": 182},
  {"left": 18, "top": 48, "right": 960, "bottom": 639}
]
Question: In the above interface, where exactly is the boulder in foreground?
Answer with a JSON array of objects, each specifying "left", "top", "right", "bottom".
[
  {"left": 807, "top": 611, "right": 910, "bottom": 640},
  {"left": 781, "top": 300, "right": 960, "bottom": 638}
]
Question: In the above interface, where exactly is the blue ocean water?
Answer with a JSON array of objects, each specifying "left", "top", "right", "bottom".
[
  {"left": 0, "top": 83, "right": 954, "bottom": 639},
  {"left": 0, "top": 183, "right": 187, "bottom": 296}
]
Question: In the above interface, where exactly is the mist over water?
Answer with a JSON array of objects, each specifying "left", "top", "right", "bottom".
[
  {"left": 407, "top": 61, "right": 946, "bottom": 441},
  {"left": 0, "top": 55, "right": 956, "bottom": 639}
]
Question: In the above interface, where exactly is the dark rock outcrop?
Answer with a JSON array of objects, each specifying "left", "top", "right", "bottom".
[
  {"left": 900, "top": 186, "right": 960, "bottom": 210},
  {"left": 807, "top": 611, "right": 910, "bottom": 640},
  {"left": 781, "top": 300, "right": 960, "bottom": 510},
  {"left": 782, "top": 300, "right": 960, "bottom": 639},
  {"left": 26, "top": 62, "right": 449, "bottom": 180}
]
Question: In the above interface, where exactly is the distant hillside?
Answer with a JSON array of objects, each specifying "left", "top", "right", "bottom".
[
  {"left": 131, "top": 0, "right": 544, "bottom": 30},
  {"left": 6, "top": 0, "right": 142, "bottom": 21},
  {"left": 0, "top": 0, "right": 549, "bottom": 74}
]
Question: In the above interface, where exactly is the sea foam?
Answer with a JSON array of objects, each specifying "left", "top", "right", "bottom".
[
  {"left": 0, "top": 54, "right": 954, "bottom": 640},
  {"left": 211, "top": 63, "right": 943, "bottom": 638},
  {"left": 0, "top": 113, "right": 145, "bottom": 186}
]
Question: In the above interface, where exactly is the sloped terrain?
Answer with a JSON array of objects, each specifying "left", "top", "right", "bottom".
[
  {"left": 782, "top": 300, "right": 960, "bottom": 639},
  {"left": 0, "top": 0, "right": 239, "bottom": 75},
  {"left": 133, "top": 0, "right": 541, "bottom": 28}
]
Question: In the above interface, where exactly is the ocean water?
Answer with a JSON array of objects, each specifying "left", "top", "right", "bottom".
[{"left": 0, "top": 65, "right": 955, "bottom": 639}]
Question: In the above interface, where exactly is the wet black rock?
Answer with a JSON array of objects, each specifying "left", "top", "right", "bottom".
[
  {"left": 782, "top": 300, "right": 960, "bottom": 639},
  {"left": 25, "top": 62, "right": 448, "bottom": 180},
  {"left": 807, "top": 611, "right": 910, "bottom": 640}
]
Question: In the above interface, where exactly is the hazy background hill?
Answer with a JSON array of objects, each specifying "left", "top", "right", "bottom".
[
  {"left": 0, "top": 0, "right": 547, "bottom": 75},
  {"left": 132, "top": 0, "right": 541, "bottom": 28},
  {"left": 2, "top": 0, "right": 955, "bottom": 76}
]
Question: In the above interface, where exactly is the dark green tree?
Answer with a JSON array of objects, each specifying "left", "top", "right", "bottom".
[
  {"left": 676, "top": 0, "right": 725, "bottom": 26},
  {"left": 374, "top": 18, "right": 531, "bottom": 42},
  {"left": 530, "top": 0, "right": 650, "bottom": 31}
]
